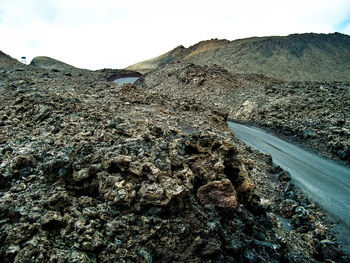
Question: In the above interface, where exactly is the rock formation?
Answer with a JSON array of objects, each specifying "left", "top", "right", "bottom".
[
  {"left": 140, "top": 61, "right": 350, "bottom": 162},
  {"left": 0, "top": 48, "right": 349, "bottom": 262}
]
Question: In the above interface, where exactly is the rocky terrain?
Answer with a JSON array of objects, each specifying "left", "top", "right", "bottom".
[
  {"left": 232, "top": 81, "right": 350, "bottom": 162},
  {"left": 1, "top": 50, "right": 349, "bottom": 262},
  {"left": 139, "top": 62, "right": 350, "bottom": 162},
  {"left": 128, "top": 33, "right": 350, "bottom": 162},
  {"left": 128, "top": 33, "right": 350, "bottom": 82},
  {"left": 0, "top": 51, "right": 21, "bottom": 67}
]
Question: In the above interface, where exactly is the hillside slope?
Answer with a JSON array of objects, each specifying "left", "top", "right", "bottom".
[
  {"left": 0, "top": 50, "right": 21, "bottom": 67},
  {"left": 126, "top": 39, "right": 229, "bottom": 74},
  {"left": 30, "top": 56, "right": 81, "bottom": 71},
  {"left": 189, "top": 33, "right": 350, "bottom": 81},
  {"left": 126, "top": 45, "right": 187, "bottom": 74},
  {"left": 128, "top": 33, "right": 350, "bottom": 81}
]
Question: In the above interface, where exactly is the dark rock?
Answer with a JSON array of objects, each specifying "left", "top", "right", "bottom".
[
  {"left": 19, "top": 167, "right": 32, "bottom": 178},
  {"left": 270, "top": 165, "right": 283, "bottom": 174},
  {"left": 284, "top": 182, "right": 295, "bottom": 192},
  {"left": 278, "top": 171, "right": 291, "bottom": 181},
  {"left": 197, "top": 179, "right": 238, "bottom": 211},
  {"left": 280, "top": 199, "right": 298, "bottom": 218},
  {"left": 0, "top": 174, "right": 8, "bottom": 189},
  {"left": 201, "top": 240, "right": 221, "bottom": 257},
  {"left": 316, "top": 239, "right": 343, "bottom": 261},
  {"left": 295, "top": 206, "right": 310, "bottom": 220},
  {"left": 41, "top": 210, "right": 64, "bottom": 231},
  {"left": 10, "top": 154, "right": 36, "bottom": 177},
  {"left": 138, "top": 249, "right": 152, "bottom": 263},
  {"left": 265, "top": 154, "right": 273, "bottom": 165},
  {"left": 243, "top": 249, "right": 262, "bottom": 263}
]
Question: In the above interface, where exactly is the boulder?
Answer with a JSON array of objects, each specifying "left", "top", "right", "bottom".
[{"left": 197, "top": 179, "right": 238, "bottom": 211}]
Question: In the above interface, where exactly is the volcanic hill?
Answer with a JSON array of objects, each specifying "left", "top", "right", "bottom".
[{"left": 128, "top": 33, "right": 350, "bottom": 81}]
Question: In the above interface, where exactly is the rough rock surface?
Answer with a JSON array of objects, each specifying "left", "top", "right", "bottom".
[
  {"left": 0, "top": 51, "right": 349, "bottom": 262},
  {"left": 234, "top": 81, "right": 350, "bottom": 162},
  {"left": 197, "top": 179, "right": 238, "bottom": 211},
  {"left": 140, "top": 62, "right": 350, "bottom": 163}
]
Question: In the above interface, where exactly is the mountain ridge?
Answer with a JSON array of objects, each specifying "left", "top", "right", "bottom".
[
  {"left": 127, "top": 32, "right": 350, "bottom": 81},
  {"left": 126, "top": 39, "right": 230, "bottom": 73}
]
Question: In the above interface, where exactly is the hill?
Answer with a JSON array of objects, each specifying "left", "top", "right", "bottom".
[
  {"left": 126, "top": 39, "right": 230, "bottom": 74},
  {"left": 0, "top": 50, "right": 21, "bottom": 67},
  {"left": 127, "top": 33, "right": 350, "bottom": 81},
  {"left": 29, "top": 56, "right": 141, "bottom": 81},
  {"left": 30, "top": 56, "right": 80, "bottom": 71},
  {"left": 126, "top": 45, "right": 187, "bottom": 74}
]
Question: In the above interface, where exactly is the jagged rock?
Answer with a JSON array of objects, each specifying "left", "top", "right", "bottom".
[
  {"left": 138, "top": 176, "right": 187, "bottom": 206},
  {"left": 41, "top": 210, "right": 64, "bottom": 230},
  {"left": 0, "top": 174, "right": 8, "bottom": 189},
  {"left": 280, "top": 199, "right": 298, "bottom": 218},
  {"left": 278, "top": 171, "right": 291, "bottom": 181},
  {"left": 197, "top": 179, "right": 238, "bottom": 211},
  {"left": 270, "top": 165, "right": 283, "bottom": 174},
  {"left": 72, "top": 168, "right": 90, "bottom": 182},
  {"left": 97, "top": 172, "right": 136, "bottom": 205},
  {"left": 11, "top": 154, "right": 36, "bottom": 173}
]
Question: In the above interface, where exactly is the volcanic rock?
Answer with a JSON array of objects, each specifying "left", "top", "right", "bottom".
[
  {"left": 197, "top": 179, "right": 238, "bottom": 211},
  {"left": 0, "top": 49, "right": 348, "bottom": 262}
]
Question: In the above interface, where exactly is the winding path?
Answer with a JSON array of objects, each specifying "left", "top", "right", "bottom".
[{"left": 228, "top": 121, "right": 350, "bottom": 248}]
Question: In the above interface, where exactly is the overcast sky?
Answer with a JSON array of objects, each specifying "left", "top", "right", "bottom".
[{"left": 1, "top": 0, "right": 350, "bottom": 70}]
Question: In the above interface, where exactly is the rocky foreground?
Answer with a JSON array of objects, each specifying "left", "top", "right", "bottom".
[{"left": 0, "top": 57, "right": 349, "bottom": 262}]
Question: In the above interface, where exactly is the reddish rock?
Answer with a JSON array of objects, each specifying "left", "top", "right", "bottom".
[{"left": 197, "top": 179, "right": 238, "bottom": 210}]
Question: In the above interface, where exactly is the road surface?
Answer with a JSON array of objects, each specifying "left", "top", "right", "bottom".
[{"left": 228, "top": 121, "right": 350, "bottom": 249}]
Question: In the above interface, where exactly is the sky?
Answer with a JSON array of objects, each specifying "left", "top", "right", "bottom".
[{"left": 0, "top": 0, "right": 350, "bottom": 70}]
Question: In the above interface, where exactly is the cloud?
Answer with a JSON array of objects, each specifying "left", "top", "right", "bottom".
[{"left": 0, "top": 0, "right": 349, "bottom": 69}]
